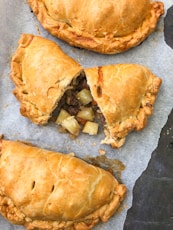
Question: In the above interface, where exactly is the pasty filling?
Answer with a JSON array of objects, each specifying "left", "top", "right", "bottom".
[{"left": 53, "top": 74, "right": 105, "bottom": 137}]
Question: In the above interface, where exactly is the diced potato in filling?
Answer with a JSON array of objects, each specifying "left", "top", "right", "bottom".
[
  {"left": 82, "top": 121, "right": 99, "bottom": 135},
  {"left": 61, "top": 116, "right": 80, "bottom": 136},
  {"left": 56, "top": 109, "right": 71, "bottom": 125},
  {"left": 77, "top": 107, "right": 94, "bottom": 121},
  {"left": 76, "top": 89, "right": 93, "bottom": 105},
  {"left": 55, "top": 75, "right": 104, "bottom": 137}
]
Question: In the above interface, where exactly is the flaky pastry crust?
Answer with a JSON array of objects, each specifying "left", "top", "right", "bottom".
[
  {"left": 10, "top": 35, "right": 162, "bottom": 148},
  {"left": 10, "top": 34, "right": 82, "bottom": 125},
  {"left": 27, "top": 0, "right": 164, "bottom": 54},
  {"left": 0, "top": 139, "right": 126, "bottom": 229},
  {"left": 85, "top": 64, "right": 162, "bottom": 148}
]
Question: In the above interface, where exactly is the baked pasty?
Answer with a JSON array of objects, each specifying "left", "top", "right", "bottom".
[
  {"left": 10, "top": 35, "right": 162, "bottom": 148},
  {"left": 0, "top": 138, "right": 126, "bottom": 230},
  {"left": 84, "top": 64, "right": 162, "bottom": 148},
  {"left": 27, "top": 0, "right": 164, "bottom": 54},
  {"left": 10, "top": 34, "right": 82, "bottom": 125}
]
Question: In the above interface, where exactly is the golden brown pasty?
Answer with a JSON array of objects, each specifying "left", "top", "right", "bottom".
[
  {"left": 10, "top": 34, "right": 82, "bottom": 125},
  {"left": 27, "top": 0, "right": 164, "bottom": 54},
  {"left": 0, "top": 138, "right": 126, "bottom": 229},
  {"left": 84, "top": 64, "right": 162, "bottom": 148},
  {"left": 10, "top": 34, "right": 162, "bottom": 148}
]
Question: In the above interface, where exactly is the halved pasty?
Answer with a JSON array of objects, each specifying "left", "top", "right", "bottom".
[
  {"left": 10, "top": 34, "right": 82, "bottom": 125},
  {"left": 27, "top": 0, "right": 164, "bottom": 54},
  {"left": 10, "top": 34, "right": 162, "bottom": 148},
  {"left": 84, "top": 64, "right": 162, "bottom": 147},
  {"left": 0, "top": 138, "right": 126, "bottom": 229}
]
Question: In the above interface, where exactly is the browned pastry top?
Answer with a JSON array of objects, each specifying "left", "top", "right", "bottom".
[
  {"left": 0, "top": 139, "right": 126, "bottom": 229},
  {"left": 28, "top": 0, "right": 164, "bottom": 53},
  {"left": 10, "top": 34, "right": 82, "bottom": 124},
  {"left": 85, "top": 64, "right": 162, "bottom": 147},
  {"left": 10, "top": 35, "right": 162, "bottom": 148}
]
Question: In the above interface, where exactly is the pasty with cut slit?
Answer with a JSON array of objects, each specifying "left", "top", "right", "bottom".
[
  {"left": 27, "top": 0, "right": 164, "bottom": 54},
  {"left": 0, "top": 138, "right": 126, "bottom": 229},
  {"left": 10, "top": 34, "right": 162, "bottom": 148}
]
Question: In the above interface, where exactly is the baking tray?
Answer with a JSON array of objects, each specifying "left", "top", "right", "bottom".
[{"left": 0, "top": 1, "right": 173, "bottom": 229}]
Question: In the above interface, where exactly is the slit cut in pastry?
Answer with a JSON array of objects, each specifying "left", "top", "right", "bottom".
[
  {"left": 0, "top": 138, "right": 126, "bottom": 230},
  {"left": 27, "top": 0, "right": 164, "bottom": 54},
  {"left": 10, "top": 34, "right": 162, "bottom": 148}
]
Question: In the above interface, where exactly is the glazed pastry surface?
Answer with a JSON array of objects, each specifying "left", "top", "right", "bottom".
[
  {"left": 27, "top": 0, "right": 164, "bottom": 54},
  {"left": 0, "top": 139, "right": 126, "bottom": 229},
  {"left": 10, "top": 34, "right": 82, "bottom": 124},
  {"left": 85, "top": 64, "right": 162, "bottom": 148},
  {"left": 10, "top": 35, "right": 162, "bottom": 148}
]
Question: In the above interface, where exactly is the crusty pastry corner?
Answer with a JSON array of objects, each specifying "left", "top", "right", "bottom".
[{"left": 0, "top": 139, "right": 126, "bottom": 229}]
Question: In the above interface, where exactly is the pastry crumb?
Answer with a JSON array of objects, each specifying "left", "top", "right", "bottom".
[{"left": 99, "top": 149, "right": 106, "bottom": 155}]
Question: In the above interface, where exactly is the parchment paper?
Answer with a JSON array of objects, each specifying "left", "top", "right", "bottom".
[{"left": 0, "top": 1, "right": 173, "bottom": 229}]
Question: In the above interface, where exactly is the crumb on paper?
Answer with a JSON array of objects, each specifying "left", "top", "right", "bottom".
[
  {"left": 68, "top": 152, "right": 75, "bottom": 156},
  {"left": 99, "top": 149, "right": 106, "bottom": 155}
]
